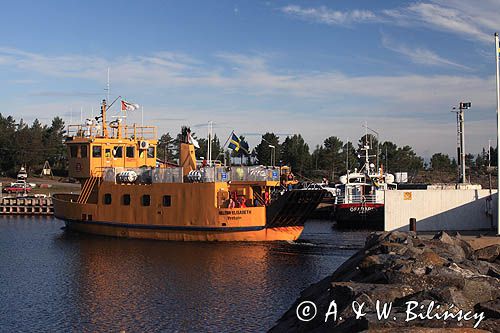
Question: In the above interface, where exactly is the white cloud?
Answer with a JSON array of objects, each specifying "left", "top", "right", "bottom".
[
  {"left": 0, "top": 46, "right": 494, "bottom": 107},
  {"left": 385, "top": 2, "right": 491, "bottom": 43},
  {"left": 281, "top": 5, "right": 377, "bottom": 25},
  {"left": 381, "top": 34, "right": 470, "bottom": 70},
  {"left": 0, "top": 46, "right": 495, "bottom": 157},
  {"left": 282, "top": 2, "right": 498, "bottom": 44}
]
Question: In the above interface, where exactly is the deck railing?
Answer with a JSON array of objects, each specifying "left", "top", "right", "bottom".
[
  {"left": 336, "top": 194, "right": 378, "bottom": 204},
  {"left": 66, "top": 124, "right": 157, "bottom": 140}
]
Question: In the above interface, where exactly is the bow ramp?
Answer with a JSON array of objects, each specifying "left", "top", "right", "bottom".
[{"left": 266, "top": 189, "right": 325, "bottom": 228}]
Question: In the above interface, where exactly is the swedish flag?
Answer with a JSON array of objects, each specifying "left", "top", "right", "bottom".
[{"left": 228, "top": 132, "right": 249, "bottom": 154}]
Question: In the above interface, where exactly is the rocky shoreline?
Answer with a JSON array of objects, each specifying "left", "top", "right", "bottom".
[{"left": 270, "top": 231, "right": 500, "bottom": 332}]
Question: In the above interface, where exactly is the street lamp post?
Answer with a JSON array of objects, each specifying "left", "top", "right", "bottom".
[
  {"left": 261, "top": 136, "right": 277, "bottom": 167},
  {"left": 452, "top": 102, "right": 471, "bottom": 183},
  {"left": 268, "top": 145, "right": 275, "bottom": 167}
]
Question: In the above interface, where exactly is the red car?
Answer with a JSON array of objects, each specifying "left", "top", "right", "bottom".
[{"left": 2, "top": 183, "right": 32, "bottom": 194}]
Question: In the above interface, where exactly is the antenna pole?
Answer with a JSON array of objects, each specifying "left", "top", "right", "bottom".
[
  {"left": 102, "top": 99, "right": 108, "bottom": 138},
  {"left": 208, "top": 121, "right": 213, "bottom": 166},
  {"left": 346, "top": 137, "right": 349, "bottom": 172},
  {"left": 106, "top": 67, "right": 110, "bottom": 103},
  {"left": 495, "top": 32, "right": 500, "bottom": 235},
  {"left": 488, "top": 139, "right": 492, "bottom": 168}
]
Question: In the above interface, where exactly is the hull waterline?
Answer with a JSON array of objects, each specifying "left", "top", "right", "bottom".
[
  {"left": 63, "top": 219, "right": 304, "bottom": 242},
  {"left": 334, "top": 203, "right": 384, "bottom": 230}
]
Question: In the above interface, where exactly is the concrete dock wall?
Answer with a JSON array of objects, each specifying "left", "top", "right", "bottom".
[
  {"left": 0, "top": 197, "right": 53, "bottom": 215},
  {"left": 384, "top": 189, "right": 497, "bottom": 231}
]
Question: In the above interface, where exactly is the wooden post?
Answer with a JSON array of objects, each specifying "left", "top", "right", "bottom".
[{"left": 409, "top": 218, "right": 417, "bottom": 232}]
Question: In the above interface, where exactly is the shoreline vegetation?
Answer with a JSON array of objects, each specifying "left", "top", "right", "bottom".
[
  {"left": 269, "top": 231, "right": 500, "bottom": 332},
  {"left": 0, "top": 114, "right": 497, "bottom": 187}
]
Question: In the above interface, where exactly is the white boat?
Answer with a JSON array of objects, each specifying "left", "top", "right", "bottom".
[{"left": 334, "top": 144, "right": 397, "bottom": 230}]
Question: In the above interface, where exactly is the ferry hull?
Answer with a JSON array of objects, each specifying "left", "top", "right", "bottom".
[
  {"left": 63, "top": 219, "right": 304, "bottom": 242},
  {"left": 334, "top": 203, "right": 384, "bottom": 230},
  {"left": 53, "top": 186, "right": 322, "bottom": 242}
]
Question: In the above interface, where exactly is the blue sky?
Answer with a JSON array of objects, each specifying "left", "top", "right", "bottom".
[{"left": 0, "top": 0, "right": 499, "bottom": 158}]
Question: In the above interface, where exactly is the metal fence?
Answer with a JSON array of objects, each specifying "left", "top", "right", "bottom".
[
  {"left": 102, "top": 167, "right": 183, "bottom": 184},
  {"left": 229, "top": 166, "right": 280, "bottom": 182},
  {"left": 336, "top": 194, "right": 378, "bottom": 204},
  {"left": 152, "top": 168, "right": 184, "bottom": 183},
  {"left": 102, "top": 165, "right": 280, "bottom": 184}
]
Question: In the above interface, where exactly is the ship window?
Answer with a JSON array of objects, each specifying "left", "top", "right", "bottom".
[
  {"left": 70, "top": 145, "right": 78, "bottom": 158},
  {"left": 92, "top": 146, "right": 102, "bottom": 158},
  {"left": 105, "top": 149, "right": 111, "bottom": 158},
  {"left": 147, "top": 147, "right": 155, "bottom": 158},
  {"left": 113, "top": 146, "right": 123, "bottom": 158},
  {"left": 162, "top": 195, "right": 171, "bottom": 207},
  {"left": 81, "top": 145, "right": 88, "bottom": 158},
  {"left": 126, "top": 146, "right": 135, "bottom": 158},
  {"left": 123, "top": 194, "right": 131, "bottom": 205},
  {"left": 104, "top": 193, "right": 112, "bottom": 205},
  {"left": 142, "top": 194, "right": 150, "bottom": 206}
]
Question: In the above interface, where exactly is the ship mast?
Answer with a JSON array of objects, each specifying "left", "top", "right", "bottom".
[{"left": 101, "top": 99, "right": 108, "bottom": 138}]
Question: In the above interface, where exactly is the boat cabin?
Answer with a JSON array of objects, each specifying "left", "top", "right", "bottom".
[{"left": 65, "top": 100, "right": 157, "bottom": 179}]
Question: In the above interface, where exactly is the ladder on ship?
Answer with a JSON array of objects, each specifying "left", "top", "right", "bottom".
[{"left": 77, "top": 176, "right": 99, "bottom": 204}]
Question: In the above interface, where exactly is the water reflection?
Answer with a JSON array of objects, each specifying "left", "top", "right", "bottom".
[{"left": 1, "top": 217, "right": 364, "bottom": 332}]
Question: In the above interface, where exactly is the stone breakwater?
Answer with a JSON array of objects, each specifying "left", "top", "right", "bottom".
[{"left": 270, "top": 231, "right": 500, "bottom": 332}]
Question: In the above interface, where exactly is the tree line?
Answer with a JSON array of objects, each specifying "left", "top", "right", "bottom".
[
  {"left": 157, "top": 129, "right": 497, "bottom": 181},
  {"left": 0, "top": 114, "right": 66, "bottom": 176},
  {"left": 0, "top": 113, "right": 495, "bottom": 182}
]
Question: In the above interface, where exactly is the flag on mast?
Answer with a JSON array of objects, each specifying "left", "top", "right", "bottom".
[
  {"left": 121, "top": 100, "right": 140, "bottom": 112},
  {"left": 228, "top": 132, "right": 249, "bottom": 154},
  {"left": 187, "top": 132, "right": 200, "bottom": 148}
]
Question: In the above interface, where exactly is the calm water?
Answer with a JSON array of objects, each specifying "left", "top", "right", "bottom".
[{"left": 0, "top": 216, "right": 369, "bottom": 332}]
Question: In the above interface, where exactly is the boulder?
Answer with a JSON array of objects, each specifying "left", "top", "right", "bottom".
[
  {"left": 270, "top": 231, "right": 500, "bottom": 332},
  {"left": 474, "top": 298, "right": 500, "bottom": 319},
  {"left": 475, "top": 244, "right": 500, "bottom": 263}
]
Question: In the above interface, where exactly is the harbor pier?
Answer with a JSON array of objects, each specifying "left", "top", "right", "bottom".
[
  {"left": 0, "top": 197, "right": 53, "bottom": 215},
  {"left": 384, "top": 186, "right": 497, "bottom": 232}
]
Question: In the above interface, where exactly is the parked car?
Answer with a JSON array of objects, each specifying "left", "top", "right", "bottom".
[
  {"left": 3, "top": 183, "right": 33, "bottom": 194},
  {"left": 10, "top": 181, "right": 35, "bottom": 187}
]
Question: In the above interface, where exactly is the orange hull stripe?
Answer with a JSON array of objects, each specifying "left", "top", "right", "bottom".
[{"left": 65, "top": 221, "right": 303, "bottom": 242}]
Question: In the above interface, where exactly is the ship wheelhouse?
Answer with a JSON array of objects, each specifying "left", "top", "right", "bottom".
[{"left": 65, "top": 101, "right": 158, "bottom": 180}]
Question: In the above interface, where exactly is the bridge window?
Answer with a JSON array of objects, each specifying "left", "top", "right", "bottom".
[
  {"left": 113, "top": 146, "right": 123, "bottom": 158},
  {"left": 162, "top": 195, "right": 171, "bottom": 207},
  {"left": 147, "top": 147, "right": 155, "bottom": 158},
  {"left": 81, "top": 145, "right": 88, "bottom": 158},
  {"left": 122, "top": 194, "right": 131, "bottom": 205},
  {"left": 104, "top": 193, "right": 112, "bottom": 205},
  {"left": 142, "top": 194, "right": 150, "bottom": 206},
  {"left": 126, "top": 146, "right": 135, "bottom": 158},
  {"left": 92, "top": 146, "right": 102, "bottom": 158},
  {"left": 70, "top": 145, "right": 78, "bottom": 158}
]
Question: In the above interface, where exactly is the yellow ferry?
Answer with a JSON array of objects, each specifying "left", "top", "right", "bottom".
[{"left": 53, "top": 100, "right": 324, "bottom": 241}]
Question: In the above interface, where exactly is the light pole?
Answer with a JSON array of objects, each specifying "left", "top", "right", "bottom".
[
  {"left": 452, "top": 102, "right": 471, "bottom": 183},
  {"left": 268, "top": 145, "right": 275, "bottom": 167},
  {"left": 495, "top": 32, "right": 500, "bottom": 235},
  {"left": 207, "top": 121, "right": 213, "bottom": 166},
  {"left": 261, "top": 136, "right": 277, "bottom": 167}
]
